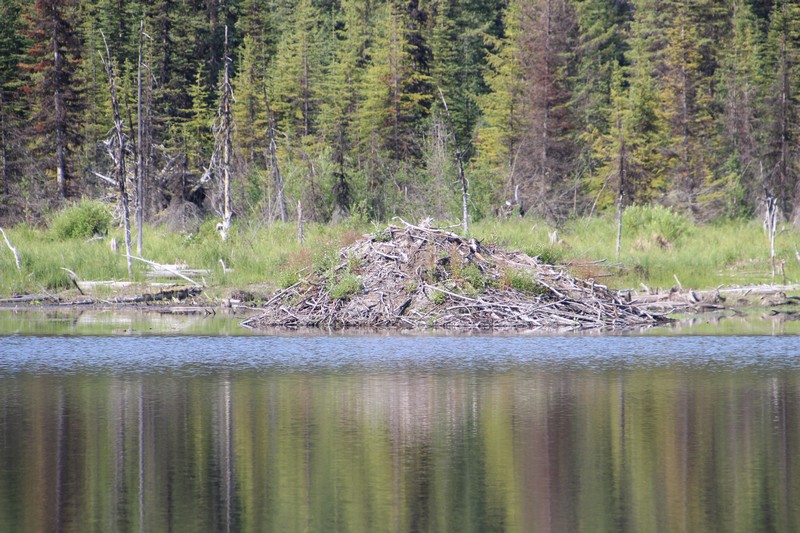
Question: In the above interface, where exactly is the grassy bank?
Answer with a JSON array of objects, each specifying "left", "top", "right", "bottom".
[{"left": 1, "top": 204, "right": 798, "bottom": 299}]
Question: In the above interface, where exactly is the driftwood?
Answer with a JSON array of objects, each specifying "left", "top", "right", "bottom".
[
  {"left": 0, "top": 286, "right": 202, "bottom": 306},
  {"left": 631, "top": 284, "right": 800, "bottom": 313},
  {"left": 243, "top": 222, "right": 665, "bottom": 331},
  {"left": 127, "top": 255, "right": 202, "bottom": 286}
]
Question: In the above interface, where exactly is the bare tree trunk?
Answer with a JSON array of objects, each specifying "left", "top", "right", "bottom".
[
  {"left": 218, "top": 26, "right": 234, "bottom": 240},
  {"left": 616, "top": 115, "right": 627, "bottom": 260},
  {"left": 136, "top": 19, "right": 144, "bottom": 255},
  {"left": 136, "top": 20, "right": 145, "bottom": 254},
  {"left": 297, "top": 201, "right": 304, "bottom": 243},
  {"left": 766, "top": 189, "right": 779, "bottom": 278},
  {"left": 53, "top": 20, "right": 68, "bottom": 199},
  {"left": 437, "top": 89, "right": 469, "bottom": 234},
  {"left": 102, "top": 32, "right": 134, "bottom": 281},
  {"left": 0, "top": 227, "right": 21, "bottom": 273},
  {"left": 264, "top": 94, "right": 287, "bottom": 222},
  {"left": 0, "top": 93, "right": 8, "bottom": 197}
]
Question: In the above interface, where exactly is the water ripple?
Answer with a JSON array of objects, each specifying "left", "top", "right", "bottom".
[{"left": 1, "top": 333, "right": 799, "bottom": 375}]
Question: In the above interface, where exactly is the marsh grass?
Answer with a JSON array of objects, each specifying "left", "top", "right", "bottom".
[
  {"left": 472, "top": 213, "right": 800, "bottom": 290},
  {"left": 0, "top": 218, "right": 365, "bottom": 298},
  {"left": 1, "top": 208, "right": 798, "bottom": 298}
]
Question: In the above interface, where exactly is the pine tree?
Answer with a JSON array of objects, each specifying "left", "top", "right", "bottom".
[
  {"left": 0, "top": 0, "right": 26, "bottom": 210},
  {"left": 572, "top": 0, "right": 632, "bottom": 204},
  {"left": 658, "top": 0, "right": 723, "bottom": 217},
  {"left": 711, "top": 0, "right": 762, "bottom": 217},
  {"left": 477, "top": 0, "right": 578, "bottom": 220},
  {"left": 185, "top": 65, "right": 214, "bottom": 181},
  {"left": 269, "top": 0, "right": 323, "bottom": 140},
  {"left": 233, "top": 35, "right": 268, "bottom": 168},
  {"left": 760, "top": 0, "right": 800, "bottom": 219},
  {"left": 358, "top": 0, "right": 433, "bottom": 217},
  {"left": 474, "top": 0, "right": 524, "bottom": 211},
  {"left": 317, "top": 0, "right": 372, "bottom": 220},
  {"left": 18, "top": 0, "right": 86, "bottom": 200},
  {"left": 621, "top": 0, "right": 669, "bottom": 204}
]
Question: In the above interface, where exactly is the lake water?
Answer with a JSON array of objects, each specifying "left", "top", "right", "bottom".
[{"left": 0, "top": 310, "right": 799, "bottom": 532}]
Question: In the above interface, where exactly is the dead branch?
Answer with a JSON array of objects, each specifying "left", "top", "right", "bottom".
[
  {"left": 0, "top": 227, "right": 21, "bottom": 273},
  {"left": 127, "top": 255, "right": 201, "bottom": 286}
]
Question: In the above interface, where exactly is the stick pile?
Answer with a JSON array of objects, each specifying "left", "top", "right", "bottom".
[{"left": 242, "top": 222, "right": 665, "bottom": 331}]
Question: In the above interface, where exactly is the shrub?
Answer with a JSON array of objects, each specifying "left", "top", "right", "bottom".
[
  {"left": 49, "top": 200, "right": 112, "bottom": 239},
  {"left": 623, "top": 205, "right": 692, "bottom": 244},
  {"left": 279, "top": 271, "right": 300, "bottom": 289},
  {"left": 430, "top": 288, "right": 447, "bottom": 305},
  {"left": 460, "top": 263, "right": 489, "bottom": 292},
  {"left": 330, "top": 273, "right": 362, "bottom": 299},
  {"left": 524, "top": 244, "right": 564, "bottom": 265},
  {"left": 505, "top": 269, "right": 548, "bottom": 296}
]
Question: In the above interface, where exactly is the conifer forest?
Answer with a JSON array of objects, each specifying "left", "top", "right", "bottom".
[{"left": 2, "top": 0, "right": 800, "bottom": 227}]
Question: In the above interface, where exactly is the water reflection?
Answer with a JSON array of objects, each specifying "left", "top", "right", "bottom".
[{"left": 1, "top": 334, "right": 799, "bottom": 532}]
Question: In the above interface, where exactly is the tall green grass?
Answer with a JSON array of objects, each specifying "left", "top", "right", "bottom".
[
  {"left": 0, "top": 213, "right": 373, "bottom": 298},
  {"left": 472, "top": 210, "right": 799, "bottom": 290},
  {"left": 1, "top": 206, "right": 798, "bottom": 298}
]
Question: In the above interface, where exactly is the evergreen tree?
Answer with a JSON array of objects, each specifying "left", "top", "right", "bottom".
[
  {"left": 658, "top": 0, "right": 723, "bottom": 217},
  {"left": 477, "top": 0, "right": 578, "bottom": 220},
  {"left": 358, "top": 0, "right": 433, "bottom": 217},
  {"left": 270, "top": 0, "right": 324, "bottom": 140},
  {"left": 233, "top": 35, "right": 268, "bottom": 168},
  {"left": 711, "top": 0, "right": 762, "bottom": 217},
  {"left": 621, "top": 0, "right": 669, "bottom": 203},
  {"left": 318, "top": 0, "right": 373, "bottom": 220},
  {"left": 760, "top": 0, "right": 800, "bottom": 219},
  {"left": 18, "top": 0, "right": 86, "bottom": 200},
  {"left": 573, "top": 0, "right": 632, "bottom": 204},
  {"left": 0, "top": 0, "right": 26, "bottom": 212},
  {"left": 185, "top": 65, "right": 214, "bottom": 181},
  {"left": 474, "top": 0, "right": 524, "bottom": 211}
]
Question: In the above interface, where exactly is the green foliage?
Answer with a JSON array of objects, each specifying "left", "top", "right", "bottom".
[
  {"left": 48, "top": 201, "right": 112, "bottom": 239},
  {"left": 279, "top": 270, "right": 300, "bottom": 289},
  {"left": 622, "top": 205, "right": 692, "bottom": 244},
  {"left": 329, "top": 272, "right": 362, "bottom": 300},
  {"left": 504, "top": 269, "right": 548, "bottom": 296},
  {"left": 430, "top": 288, "right": 447, "bottom": 305},
  {"left": 8, "top": 0, "right": 800, "bottom": 261},
  {"left": 2, "top": 217, "right": 800, "bottom": 300},
  {"left": 460, "top": 263, "right": 488, "bottom": 290},
  {"left": 524, "top": 245, "right": 564, "bottom": 266}
]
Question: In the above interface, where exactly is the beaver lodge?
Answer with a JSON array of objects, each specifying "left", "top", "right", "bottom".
[{"left": 241, "top": 222, "right": 667, "bottom": 331}]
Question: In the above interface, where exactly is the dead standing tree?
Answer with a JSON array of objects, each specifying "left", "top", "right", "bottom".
[
  {"left": 135, "top": 20, "right": 153, "bottom": 254},
  {"left": 264, "top": 92, "right": 287, "bottom": 223},
  {"left": 206, "top": 26, "right": 235, "bottom": 240},
  {"left": 437, "top": 88, "right": 469, "bottom": 234},
  {"left": 100, "top": 32, "right": 134, "bottom": 280},
  {"left": 764, "top": 188, "right": 780, "bottom": 279}
]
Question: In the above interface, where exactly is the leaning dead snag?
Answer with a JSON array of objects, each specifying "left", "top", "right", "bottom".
[
  {"left": 242, "top": 221, "right": 666, "bottom": 331},
  {"left": 0, "top": 227, "right": 21, "bottom": 273}
]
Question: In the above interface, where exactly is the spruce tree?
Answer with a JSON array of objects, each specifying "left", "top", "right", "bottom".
[
  {"left": 0, "top": 0, "right": 25, "bottom": 211},
  {"left": 18, "top": 0, "right": 86, "bottom": 200},
  {"left": 760, "top": 0, "right": 800, "bottom": 219},
  {"left": 711, "top": 0, "right": 762, "bottom": 217},
  {"left": 622, "top": 0, "right": 669, "bottom": 204}
]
